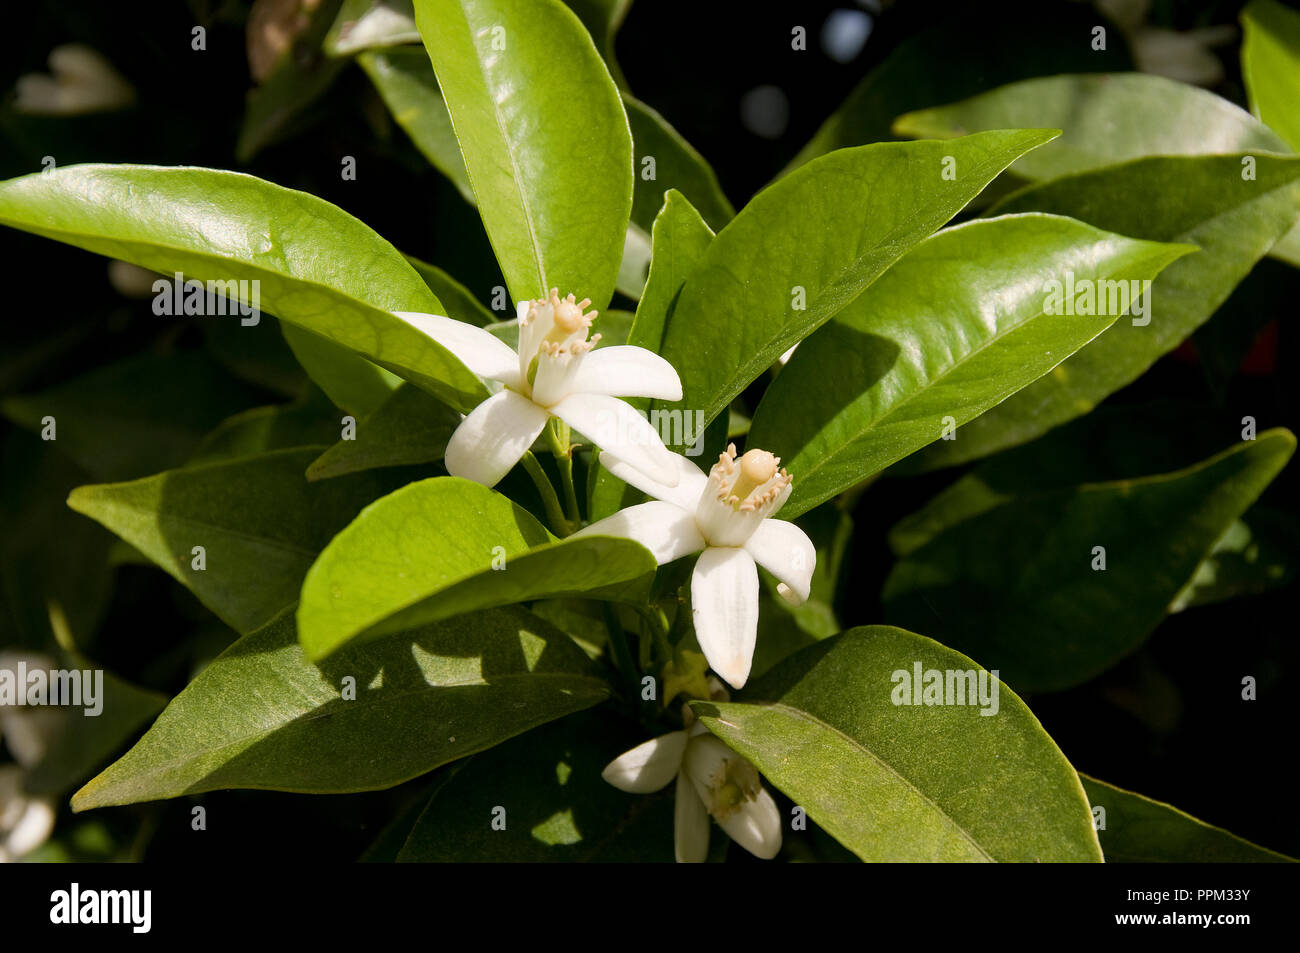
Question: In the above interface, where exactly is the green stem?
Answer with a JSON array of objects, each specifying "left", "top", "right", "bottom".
[
  {"left": 638, "top": 606, "right": 673, "bottom": 666},
  {"left": 521, "top": 451, "right": 571, "bottom": 536},
  {"left": 547, "top": 419, "right": 582, "bottom": 525}
]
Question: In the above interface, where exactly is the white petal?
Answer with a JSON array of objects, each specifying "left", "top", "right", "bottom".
[
  {"left": 601, "top": 731, "right": 688, "bottom": 794},
  {"left": 530, "top": 349, "right": 583, "bottom": 407},
  {"left": 573, "top": 501, "right": 705, "bottom": 564},
  {"left": 393, "top": 311, "right": 522, "bottom": 388},
  {"left": 550, "top": 393, "right": 680, "bottom": 487},
  {"left": 717, "top": 787, "right": 782, "bottom": 860},
  {"left": 598, "top": 450, "right": 708, "bottom": 511},
  {"left": 567, "top": 346, "right": 683, "bottom": 401},
  {"left": 691, "top": 547, "right": 759, "bottom": 689},
  {"left": 674, "top": 771, "right": 710, "bottom": 863},
  {"left": 744, "top": 519, "right": 816, "bottom": 606},
  {"left": 516, "top": 296, "right": 555, "bottom": 374},
  {"left": 443, "top": 390, "right": 550, "bottom": 487}
]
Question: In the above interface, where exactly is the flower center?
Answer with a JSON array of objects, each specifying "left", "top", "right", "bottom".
[
  {"left": 519, "top": 289, "right": 601, "bottom": 393},
  {"left": 704, "top": 756, "right": 761, "bottom": 821},
  {"left": 537, "top": 290, "right": 599, "bottom": 353},
  {"left": 711, "top": 444, "right": 791, "bottom": 512}
]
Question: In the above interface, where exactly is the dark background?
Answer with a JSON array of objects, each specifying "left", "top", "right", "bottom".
[{"left": 1, "top": 0, "right": 1295, "bottom": 861}]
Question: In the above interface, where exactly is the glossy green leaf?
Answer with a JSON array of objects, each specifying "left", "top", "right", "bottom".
[
  {"left": 1082, "top": 775, "right": 1296, "bottom": 862},
  {"left": 748, "top": 214, "right": 1192, "bottom": 518},
  {"left": 590, "top": 191, "right": 715, "bottom": 518},
  {"left": 71, "top": 606, "right": 609, "bottom": 808},
  {"left": 280, "top": 323, "right": 403, "bottom": 417},
  {"left": 908, "top": 153, "right": 1300, "bottom": 470},
  {"left": 883, "top": 431, "right": 1296, "bottom": 692},
  {"left": 890, "top": 71, "right": 1300, "bottom": 271},
  {"left": 306, "top": 382, "right": 460, "bottom": 480},
  {"left": 781, "top": 5, "right": 1128, "bottom": 176},
  {"left": 624, "top": 94, "right": 734, "bottom": 234},
  {"left": 357, "top": 47, "right": 475, "bottom": 205},
  {"left": 397, "top": 709, "right": 677, "bottom": 861},
  {"left": 67, "top": 448, "right": 410, "bottom": 635},
  {"left": 405, "top": 254, "right": 497, "bottom": 325},
  {"left": 894, "top": 73, "right": 1291, "bottom": 180},
  {"left": 693, "top": 626, "right": 1102, "bottom": 862},
  {"left": 1242, "top": 0, "right": 1300, "bottom": 151},
  {"left": 414, "top": 0, "right": 633, "bottom": 309},
  {"left": 297, "top": 476, "right": 656, "bottom": 659},
  {"left": 356, "top": 44, "right": 654, "bottom": 300},
  {"left": 629, "top": 192, "right": 713, "bottom": 357},
  {"left": 1, "top": 350, "right": 259, "bottom": 482},
  {"left": 0, "top": 164, "right": 488, "bottom": 412},
  {"left": 657, "top": 130, "right": 1059, "bottom": 429}
]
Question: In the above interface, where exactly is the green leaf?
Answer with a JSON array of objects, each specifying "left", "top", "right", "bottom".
[
  {"left": 1170, "top": 509, "right": 1298, "bottom": 612},
  {"left": 890, "top": 71, "right": 1300, "bottom": 271},
  {"left": 71, "top": 605, "right": 609, "bottom": 808},
  {"left": 888, "top": 400, "right": 1299, "bottom": 615},
  {"left": 589, "top": 191, "right": 715, "bottom": 518},
  {"left": 280, "top": 323, "right": 403, "bottom": 417},
  {"left": 748, "top": 214, "right": 1192, "bottom": 518},
  {"left": 356, "top": 44, "right": 653, "bottom": 300},
  {"left": 1, "top": 350, "right": 259, "bottom": 482},
  {"left": 297, "top": 476, "right": 656, "bottom": 660},
  {"left": 414, "top": 0, "right": 633, "bottom": 309},
  {"left": 692, "top": 626, "right": 1102, "bottom": 862},
  {"left": 397, "top": 709, "right": 677, "bottom": 861},
  {"left": 1082, "top": 775, "right": 1296, "bottom": 862},
  {"left": 893, "top": 73, "right": 1291, "bottom": 180},
  {"left": 357, "top": 47, "right": 475, "bottom": 205},
  {"left": 23, "top": 646, "right": 168, "bottom": 796},
  {"left": 889, "top": 400, "right": 1255, "bottom": 555},
  {"left": 908, "top": 153, "right": 1300, "bottom": 469},
  {"left": 624, "top": 94, "right": 734, "bottom": 234},
  {"left": 202, "top": 310, "right": 307, "bottom": 398},
  {"left": 629, "top": 192, "right": 714, "bottom": 357},
  {"left": 67, "top": 448, "right": 410, "bottom": 635},
  {"left": 563, "top": 0, "right": 633, "bottom": 90},
  {"left": 657, "top": 130, "right": 1059, "bottom": 430},
  {"left": 236, "top": 0, "right": 348, "bottom": 161},
  {"left": 188, "top": 391, "right": 342, "bottom": 465},
  {"left": 0, "top": 432, "right": 114, "bottom": 649},
  {"left": 405, "top": 254, "right": 498, "bottom": 325},
  {"left": 306, "top": 382, "right": 461, "bottom": 480},
  {"left": 780, "top": 6, "right": 1129, "bottom": 176},
  {"left": 0, "top": 164, "right": 488, "bottom": 412},
  {"left": 883, "top": 431, "right": 1296, "bottom": 692},
  {"left": 1242, "top": 0, "right": 1300, "bottom": 151}
]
